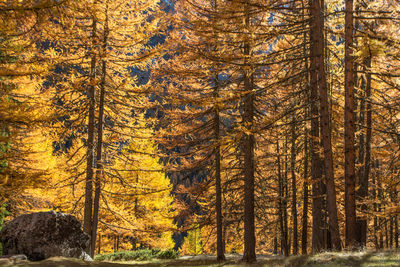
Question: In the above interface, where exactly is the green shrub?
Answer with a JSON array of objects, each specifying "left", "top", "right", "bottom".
[
  {"left": 94, "top": 248, "right": 179, "bottom": 262},
  {"left": 156, "top": 249, "right": 179, "bottom": 259}
]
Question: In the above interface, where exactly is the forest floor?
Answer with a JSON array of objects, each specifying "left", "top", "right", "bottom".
[{"left": 6, "top": 250, "right": 400, "bottom": 267}]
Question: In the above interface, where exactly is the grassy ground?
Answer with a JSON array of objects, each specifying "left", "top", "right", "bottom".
[{"left": 4, "top": 250, "right": 400, "bottom": 266}]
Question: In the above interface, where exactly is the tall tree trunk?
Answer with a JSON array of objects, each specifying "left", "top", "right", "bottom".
[
  {"left": 356, "top": 59, "right": 367, "bottom": 246},
  {"left": 242, "top": 0, "right": 256, "bottom": 262},
  {"left": 313, "top": 0, "right": 341, "bottom": 250},
  {"left": 309, "top": 0, "right": 324, "bottom": 253},
  {"left": 301, "top": 8, "right": 309, "bottom": 252},
  {"left": 83, "top": 14, "right": 97, "bottom": 248},
  {"left": 291, "top": 112, "right": 298, "bottom": 255},
  {"left": 91, "top": 3, "right": 109, "bottom": 257},
  {"left": 344, "top": 0, "right": 357, "bottom": 249},
  {"left": 214, "top": 89, "right": 225, "bottom": 261},
  {"left": 361, "top": 55, "right": 372, "bottom": 246},
  {"left": 301, "top": 135, "right": 309, "bottom": 255},
  {"left": 212, "top": 0, "right": 225, "bottom": 260}
]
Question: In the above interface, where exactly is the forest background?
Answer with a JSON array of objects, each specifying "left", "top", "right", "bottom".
[{"left": 0, "top": 0, "right": 400, "bottom": 263}]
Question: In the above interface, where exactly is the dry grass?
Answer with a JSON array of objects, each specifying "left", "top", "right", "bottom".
[{"left": 4, "top": 250, "right": 400, "bottom": 267}]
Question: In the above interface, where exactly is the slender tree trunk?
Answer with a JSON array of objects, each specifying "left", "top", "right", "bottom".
[
  {"left": 284, "top": 136, "right": 289, "bottom": 255},
  {"left": 83, "top": 14, "right": 97, "bottom": 248},
  {"left": 291, "top": 113, "right": 298, "bottom": 255},
  {"left": 395, "top": 215, "right": 399, "bottom": 248},
  {"left": 277, "top": 139, "right": 289, "bottom": 257},
  {"left": 301, "top": 135, "right": 309, "bottom": 255},
  {"left": 377, "top": 159, "right": 383, "bottom": 249},
  {"left": 90, "top": 4, "right": 109, "bottom": 257},
  {"left": 390, "top": 216, "right": 394, "bottom": 248},
  {"left": 372, "top": 161, "right": 378, "bottom": 249},
  {"left": 215, "top": 93, "right": 225, "bottom": 261},
  {"left": 355, "top": 66, "right": 365, "bottom": 246},
  {"left": 361, "top": 55, "right": 372, "bottom": 246},
  {"left": 98, "top": 234, "right": 101, "bottom": 254},
  {"left": 116, "top": 235, "right": 120, "bottom": 252},
  {"left": 312, "top": 0, "right": 341, "bottom": 250},
  {"left": 242, "top": 51, "right": 256, "bottom": 263},
  {"left": 211, "top": 0, "right": 225, "bottom": 260},
  {"left": 242, "top": 0, "right": 256, "bottom": 262}
]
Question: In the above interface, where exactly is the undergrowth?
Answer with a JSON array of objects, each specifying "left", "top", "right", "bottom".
[{"left": 94, "top": 248, "right": 179, "bottom": 262}]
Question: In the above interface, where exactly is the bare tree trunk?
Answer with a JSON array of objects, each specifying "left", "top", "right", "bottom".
[
  {"left": 277, "top": 139, "right": 289, "bottom": 257},
  {"left": 215, "top": 91, "right": 225, "bottom": 261},
  {"left": 390, "top": 216, "right": 394, "bottom": 248},
  {"left": 312, "top": 0, "right": 341, "bottom": 250},
  {"left": 395, "top": 215, "right": 399, "bottom": 248},
  {"left": 284, "top": 135, "right": 289, "bottom": 255},
  {"left": 211, "top": 0, "right": 225, "bottom": 260},
  {"left": 376, "top": 159, "right": 383, "bottom": 249},
  {"left": 372, "top": 162, "right": 378, "bottom": 249},
  {"left": 242, "top": 0, "right": 256, "bottom": 262},
  {"left": 301, "top": 0, "right": 309, "bottom": 254},
  {"left": 98, "top": 234, "right": 101, "bottom": 254},
  {"left": 83, "top": 14, "right": 97, "bottom": 249},
  {"left": 344, "top": 0, "right": 357, "bottom": 249},
  {"left": 301, "top": 135, "right": 309, "bottom": 255},
  {"left": 361, "top": 55, "right": 372, "bottom": 246},
  {"left": 291, "top": 112, "right": 298, "bottom": 255},
  {"left": 309, "top": 0, "right": 325, "bottom": 253},
  {"left": 356, "top": 58, "right": 367, "bottom": 246},
  {"left": 90, "top": 4, "right": 109, "bottom": 257}
]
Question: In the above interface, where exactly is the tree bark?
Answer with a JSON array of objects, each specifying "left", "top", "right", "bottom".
[
  {"left": 83, "top": 13, "right": 97, "bottom": 249},
  {"left": 344, "top": 0, "right": 357, "bottom": 249},
  {"left": 91, "top": 2, "right": 109, "bottom": 257},
  {"left": 291, "top": 112, "right": 298, "bottom": 255},
  {"left": 361, "top": 55, "right": 372, "bottom": 246},
  {"left": 301, "top": 135, "right": 309, "bottom": 255},
  {"left": 212, "top": 0, "right": 225, "bottom": 260},
  {"left": 242, "top": 0, "right": 256, "bottom": 262},
  {"left": 312, "top": 0, "right": 341, "bottom": 250},
  {"left": 277, "top": 139, "right": 289, "bottom": 257},
  {"left": 309, "top": 0, "right": 324, "bottom": 253},
  {"left": 214, "top": 88, "right": 225, "bottom": 261}
]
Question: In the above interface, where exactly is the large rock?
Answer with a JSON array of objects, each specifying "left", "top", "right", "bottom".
[{"left": 0, "top": 211, "right": 91, "bottom": 261}]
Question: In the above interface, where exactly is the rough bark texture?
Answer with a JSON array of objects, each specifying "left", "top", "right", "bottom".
[
  {"left": 313, "top": 0, "right": 341, "bottom": 250},
  {"left": 0, "top": 211, "right": 91, "bottom": 261},
  {"left": 242, "top": 87, "right": 256, "bottom": 262},
  {"left": 242, "top": 0, "right": 256, "bottom": 262},
  {"left": 309, "top": 0, "right": 324, "bottom": 252},
  {"left": 344, "top": 0, "right": 357, "bottom": 249}
]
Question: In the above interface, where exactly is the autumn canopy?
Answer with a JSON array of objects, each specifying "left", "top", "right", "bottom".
[{"left": 0, "top": 0, "right": 400, "bottom": 263}]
